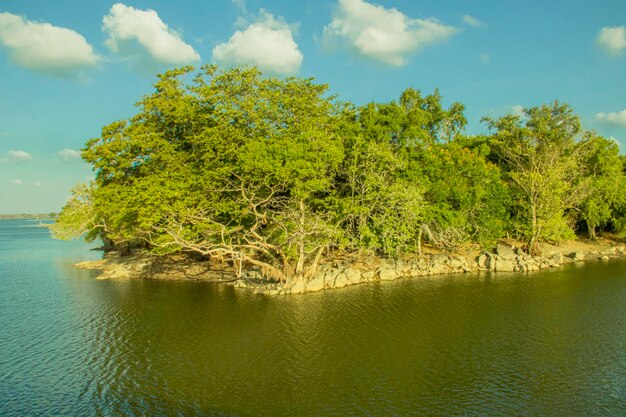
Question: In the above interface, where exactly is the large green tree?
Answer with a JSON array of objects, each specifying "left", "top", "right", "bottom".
[{"left": 483, "top": 102, "right": 592, "bottom": 254}]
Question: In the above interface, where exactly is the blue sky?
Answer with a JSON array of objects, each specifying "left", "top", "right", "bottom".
[{"left": 0, "top": 0, "right": 625, "bottom": 213}]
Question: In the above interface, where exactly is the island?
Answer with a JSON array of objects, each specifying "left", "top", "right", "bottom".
[{"left": 52, "top": 65, "right": 626, "bottom": 294}]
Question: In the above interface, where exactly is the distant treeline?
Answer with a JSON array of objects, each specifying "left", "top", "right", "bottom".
[
  {"left": 0, "top": 213, "right": 57, "bottom": 220},
  {"left": 51, "top": 65, "right": 626, "bottom": 282}
]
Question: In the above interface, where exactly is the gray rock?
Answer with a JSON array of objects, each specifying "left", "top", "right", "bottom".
[
  {"left": 429, "top": 263, "right": 447, "bottom": 275},
  {"left": 306, "top": 275, "right": 325, "bottom": 292},
  {"left": 431, "top": 254, "right": 449, "bottom": 267},
  {"left": 570, "top": 251, "right": 585, "bottom": 261},
  {"left": 378, "top": 268, "right": 398, "bottom": 281},
  {"left": 485, "top": 255, "right": 497, "bottom": 271},
  {"left": 477, "top": 254, "right": 488, "bottom": 268},
  {"left": 362, "top": 270, "right": 375, "bottom": 280},
  {"left": 601, "top": 255, "right": 610, "bottom": 261},
  {"left": 449, "top": 256, "right": 465, "bottom": 269},
  {"left": 550, "top": 253, "right": 564, "bottom": 265},
  {"left": 344, "top": 267, "right": 362, "bottom": 284},
  {"left": 496, "top": 244, "right": 517, "bottom": 260},
  {"left": 496, "top": 259, "right": 516, "bottom": 272},
  {"left": 290, "top": 279, "right": 306, "bottom": 294},
  {"left": 334, "top": 273, "right": 350, "bottom": 288}
]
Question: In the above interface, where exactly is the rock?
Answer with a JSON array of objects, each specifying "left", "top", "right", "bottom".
[
  {"left": 616, "top": 246, "right": 625, "bottom": 254},
  {"left": 496, "top": 244, "right": 517, "bottom": 260},
  {"left": 378, "top": 268, "right": 398, "bottom": 281},
  {"left": 570, "top": 251, "right": 585, "bottom": 261},
  {"left": 550, "top": 253, "right": 564, "bottom": 265},
  {"left": 431, "top": 254, "right": 449, "bottom": 267},
  {"left": 601, "top": 255, "right": 610, "bottom": 261},
  {"left": 448, "top": 256, "right": 464, "bottom": 269},
  {"left": 477, "top": 254, "right": 488, "bottom": 269},
  {"left": 514, "top": 247, "right": 528, "bottom": 257},
  {"left": 290, "top": 279, "right": 307, "bottom": 294},
  {"left": 306, "top": 274, "right": 325, "bottom": 292},
  {"left": 485, "top": 255, "right": 497, "bottom": 271},
  {"left": 334, "top": 273, "right": 350, "bottom": 288},
  {"left": 324, "top": 268, "right": 341, "bottom": 286},
  {"left": 362, "top": 270, "right": 375, "bottom": 280},
  {"left": 395, "top": 259, "right": 405, "bottom": 272},
  {"left": 496, "top": 259, "right": 516, "bottom": 272},
  {"left": 344, "top": 267, "right": 362, "bottom": 284}
]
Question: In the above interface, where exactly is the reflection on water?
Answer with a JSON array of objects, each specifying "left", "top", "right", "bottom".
[{"left": 1, "top": 219, "right": 625, "bottom": 416}]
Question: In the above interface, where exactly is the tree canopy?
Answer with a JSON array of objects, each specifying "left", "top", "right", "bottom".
[{"left": 52, "top": 65, "right": 626, "bottom": 280}]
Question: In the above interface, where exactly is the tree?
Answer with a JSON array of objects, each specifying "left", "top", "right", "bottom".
[
  {"left": 59, "top": 65, "right": 345, "bottom": 282},
  {"left": 577, "top": 134, "right": 626, "bottom": 239},
  {"left": 482, "top": 102, "right": 592, "bottom": 254}
]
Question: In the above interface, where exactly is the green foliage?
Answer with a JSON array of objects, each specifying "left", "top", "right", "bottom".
[{"left": 54, "top": 65, "right": 626, "bottom": 276}]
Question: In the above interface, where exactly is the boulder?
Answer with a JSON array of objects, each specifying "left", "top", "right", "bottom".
[
  {"left": 550, "top": 253, "right": 564, "bottom": 265},
  {"left": 362, "top": 270, "right": 375, "bottom": 280},
  {"left": 448, "top": 256, "right": 465, "bottom": 269},
  {"left": 306, "top": 274, "right": 325, "bottom": 292},
  {"left": 601, "top": 255, "right": 610, "bottom": 261},
  {"left": 344, "top": 267, "right": 363, "bottom": 284},
  {"left": 485, "top": 255, "right": 497, "bottom": 271},
  {"left": 431, "top": 254, "right": 449, "bottom": 267},
  {"left": 477, "top": 254, "right": 488, "bottom": 269},
  {"left": 496, "top": 243, "right": 517, "bottom": 260},
  {"left": 496, "top": 259, "right": 516, "bottom": 272},
  {"left": 570, "top": 251, "right": 585, "bottom": 261},
  {"left": 334, "top": 273, "right": 350, "bottom": 288},
  {"left": 289, "top": 279, "right": 307, "bottom": 294},
  {"left": 378, "top": 268, "right": 399, "bottom": 281}
]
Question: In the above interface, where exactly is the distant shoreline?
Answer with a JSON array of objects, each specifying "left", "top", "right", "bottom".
[{"left": 0, "top": 214, "right": 56, "bottom": 220}]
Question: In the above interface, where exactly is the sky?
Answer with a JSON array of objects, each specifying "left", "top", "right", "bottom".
[{"left": 0, "top": 0, "right": 625, "bottom": 213}]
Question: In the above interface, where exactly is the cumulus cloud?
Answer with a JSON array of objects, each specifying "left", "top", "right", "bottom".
[
  {"left": 323, "top": 0, "right": 457, "bottom": 66},
  {"left": 34, "top": 180, "right": 42, "bottom": 187},
  {"left": 57, "top": 148, "right": 82, "bottom": 162},
  {"left": 596, "top": 26, "right": 626, "bottom": 56},
  {"left": 212, "top": 10, "right": 303, "bottom": 75},
  {"left": 0, "top": 12, "right": 99, "bottom": 75},
  {"left": 103, "top": 3, "right": 200, "bottom": 65},
  {"left": 463, "top": 15, "right": 486, "bottom": 28},
  {"left": 12, "top": 179, "right": 23, "bottom": 185},
  {"left": 8, "top": 150, "right": 32, "bottom": 162},
  {"left": 595, "top": 109, "right": 626, "bottom": 127}
]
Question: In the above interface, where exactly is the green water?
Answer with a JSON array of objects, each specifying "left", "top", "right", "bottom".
[{"left": 1, "top": 219, "right": 625, "bottom": 416}]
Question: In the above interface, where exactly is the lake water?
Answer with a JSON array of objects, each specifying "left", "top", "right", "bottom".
[{"left": 1, "top": 219, "right": 625, "bottom": 416}]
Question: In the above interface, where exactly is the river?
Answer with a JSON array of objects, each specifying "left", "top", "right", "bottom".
[{"left": 0, "top": 219, "right": 625, "bottom": 416}]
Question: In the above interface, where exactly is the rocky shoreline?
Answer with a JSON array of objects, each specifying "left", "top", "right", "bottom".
[{"left": 75, "top": 240, "right": 626, "bottom": 295}]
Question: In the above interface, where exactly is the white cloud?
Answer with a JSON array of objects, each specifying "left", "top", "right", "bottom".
[
  {"left": 212, "top": 10, "right": 303, "bottom": 75},
  {"left": 511, "top": 104, "right": 525, "bottom": 118},
  {"left": 479, "top": 52, "right": 490, "bottom": 63},
  {"left": 596, "top": 26, "right": 626, "bottom": 56},
  {"left": 57, "top": 148, "right": 82, "bottom": 162},
  {"left": 12, "top": 179, "right": 23, "bottom": 185},
  {"left": 463, "top": 15, "right": 485, "bottom": 28},
  {"left": 8, "top": 150, "right": 32, "bottom": 162},
  {"left": 323, "top": 0, "right": 457, "bottom": 66},
  {"left": 0, "top": 12, "right": 99, "bottom": 75},
  {"left": 103, "top": 3, "right": 200, "bottom": 65},
  {"left": 595, "top": 109, "right": 626, "bottom": 127},
  {"left": 34, "top": 180, "right": 42, "bottom": 187}
]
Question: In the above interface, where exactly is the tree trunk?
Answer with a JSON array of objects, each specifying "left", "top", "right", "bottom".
[
  {"left": 587, "top": 220, "right": 597, "bottom": 241},
  {"left": 295, "top": 199, "right": 306, "bottom": 274}
]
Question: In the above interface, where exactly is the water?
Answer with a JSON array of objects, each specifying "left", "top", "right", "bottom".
[{"left": 1, "top": 219, "right": 625, "bottom": 416}]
